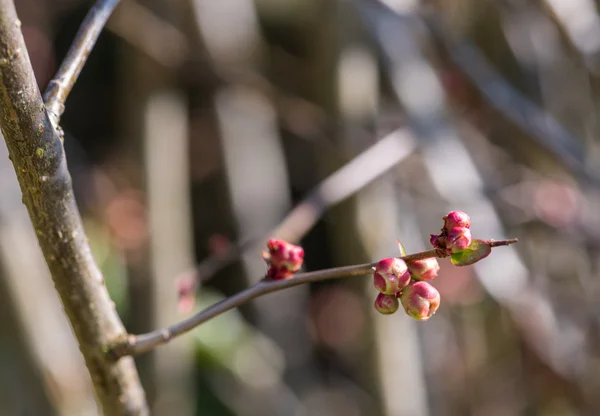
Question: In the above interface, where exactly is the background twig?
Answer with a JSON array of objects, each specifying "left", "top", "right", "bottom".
[
  {"left": 43, "top": 0, "right": 120, "bottom": 127},
  {"left": 420, "top": 14, "right": 600, "bottom": 185},
  {"left": 190, "top": 128, "right": 416, "bottom": 286}
]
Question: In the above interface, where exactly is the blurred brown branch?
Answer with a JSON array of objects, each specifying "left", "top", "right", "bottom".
[
  {"left": 43, "top": 0, "right": 120, "bottom": 127},
  {"left": 110, "top": 239, "right": 517, "bottom": 358},
  {"left": 107, "top": 0, "right": 188, "bottom": 68},
  {"left": 420, "top": 14, "right": 599, "bottom": 185},
  {"left": 185, "top": 128, "right": 416, "bottom": 293},
  {"left": 0, "top": 0, "right": 147, "bottom": 414}
]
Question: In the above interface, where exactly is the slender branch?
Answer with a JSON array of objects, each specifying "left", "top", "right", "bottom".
[
  {"left": 0, "top": 1, "right": 147, "bottom": 414},
  {"left": 419, "top": 14, "right": 600, "bottom": 186},
  {"left": 43, "top": 0, "right": 120, "bottom": 126},
  {"left": 110, "top": 239, "right": 518, "bottom": 358},
  {"left": 106, "top": 0, "right": 187, "bottom": 68},
  {"left": 185, "top": 128, "right": 415, "bottom": 290}
]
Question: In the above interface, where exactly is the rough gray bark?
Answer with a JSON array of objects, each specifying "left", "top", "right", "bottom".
[{"left": 0, "top": 0, "right": 148, "bottom": 414}]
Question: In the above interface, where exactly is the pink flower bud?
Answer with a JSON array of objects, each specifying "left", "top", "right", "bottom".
[
  {"left": 374, "top": 293, "right": 399, "bottom": 315},
  {"left": 446, "top": 227, "right": 472, "bottom": 253},
  {"left": 444, "top": 210, "right": 471, "bottom": 231},
  {"left": 267, "top": 267, "right": 294, "bottom": 280},
  {"left": 407, "top": 257, "right": 440, "bottom": 281},
  {"left": 263, "top": 239, "right": 304, "bottom": 280},
  {"left": 373, "top": 258, "right": 411, "bottom": 295},
  {"left": 400, "top": 281, "right": 440, "bottom": 320}
]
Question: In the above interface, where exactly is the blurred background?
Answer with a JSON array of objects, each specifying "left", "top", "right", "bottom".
[{"left": 2, "top": 0, "right": 600, "bottom": 415}]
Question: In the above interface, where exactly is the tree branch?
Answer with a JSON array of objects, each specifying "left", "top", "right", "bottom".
[
  {"left": 43, "top": 0, "right": 120, "bottom": 127},
  {"left": 110, "top": 239, "right": 518, "bottom": 358},
  {"left": 186, "top": 128, "right": 416, "bottom": 289},
  {"left": 0, "top": 1, "right": 147, "bottom": 414},
  {"left": 419, "top": 13, "right": 600, "bottom": 186}
]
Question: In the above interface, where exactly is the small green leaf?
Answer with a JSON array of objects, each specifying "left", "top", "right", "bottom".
[
  {"left": 396, "top": 240, "right": 407, "bottom": 257},
  {"left": 450, "top": 239, "right": 492, "bottom": 266}
]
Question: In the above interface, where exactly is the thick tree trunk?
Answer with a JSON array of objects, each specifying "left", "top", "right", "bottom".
[{"left": 0, "top": 0, "right": 148, "bottom": 414}]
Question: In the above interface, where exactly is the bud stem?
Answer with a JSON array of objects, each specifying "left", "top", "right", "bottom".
[{"left": 488, "top": 238, "right": 519, "bottom": 247}]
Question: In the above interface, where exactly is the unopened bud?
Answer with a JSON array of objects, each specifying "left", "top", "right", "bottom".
[
  {"left": 444, "top": 210, "right": 471, "bottom": 231},
  {"left": 400, "top": 281, "right": 441, "bottom": 320},
  {"left": 407, "top": 257, "right": 440, "bottom": 281},
  {"left": 373, "top": 257, "right": 411, "bottom": 295},
  {"left": 446, "top": 227, "right": 472, "bottom": 253},
  {"left": 263, "top": 239, "right": 304, "bottom": 280},
  {"left": 266, "top": 267, "right": 294, "bottom": 280},
  {"left": 374, "top": 293, "right": 399, "bottom": 315}
]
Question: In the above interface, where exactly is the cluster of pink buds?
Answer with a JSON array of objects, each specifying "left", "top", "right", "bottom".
[
  {"left": 372, "top": 211, "right": 493, "bottom": 320},
  {"left": 430, "top": 210, "right": 472, "bottom": 255},
  {"left": 259, "top": 211, "right": 505, "bottom": 322},
  {"left": 372, "top": 256, "right": 441, "bottom": 320},
  {"left": 262, "top": 239, "right": 304, "bottom": 280}
]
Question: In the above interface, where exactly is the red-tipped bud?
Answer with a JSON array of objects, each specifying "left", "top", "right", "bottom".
[
  {"left": 444, "top": 211, "right": 471, "bottom": 231},
  {"left": 266, "top": 239, "right": 305, "bottom": 269},
  {"left": 407, "top": 257, "right": 440, "bottom": 281},
  {"left": 446, "top": 227, "right": 472, "bottom": 253},
  {"left": 266, "top": 267, "right": 294, "bottom": 280},
  {"left": 263, "top": 239, "right": 304, "bottom": 280},
  {"left": 374, "top": 293, "right": 399, "bottom": 315},
  {"left": 373, "top": 258, "right": 411, "bottom": 295},
  {"left": 400, "top": 281, "right": 440, "bottom": 320}
]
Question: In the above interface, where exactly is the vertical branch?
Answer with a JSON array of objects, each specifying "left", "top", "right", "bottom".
[
  {"left": 0, "top": 0, "right": 148, "bottom": 415},
  {"left": 43, "top": 0, "right": 120, "bottom": 126}
]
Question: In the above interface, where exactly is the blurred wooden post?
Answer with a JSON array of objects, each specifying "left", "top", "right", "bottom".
[
  {"left": 195, "top": 1, "right": 312, "bottom": 413},
  {"left": 117, "top": 4, "right": 195, "bottom": 413},
  {"left": 144, "top": 90, "right": 196, "bottom": 416},
  {"left": 333, "top": 4, "right": 430, "bottom": 415}
]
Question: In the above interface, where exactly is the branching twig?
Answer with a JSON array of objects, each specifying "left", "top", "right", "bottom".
[
  {"left": 43, "top": 0, "right": 120, "bottom": 126},
  {"left": 0, "top": 0, "right": 147, "bottom": 414},
  {"left": 109, "top": 239, "right": 517, "bottom": 358}
]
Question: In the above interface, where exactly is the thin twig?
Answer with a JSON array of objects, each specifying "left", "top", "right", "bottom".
[
  {"left": 106, "top": 0, "right": 188, "bottom": 68},
  {"left": 43, "top": 0, "right": 120, "bottom": 126},
  {"left": 110, "top": 239, "right": 518, "bottom": 358},
  {"left": 0, "top": 0, "right": 147, "bottom": 413},
  {"left": 487, "top": 238, "right": 519, "bottom": 247}
]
